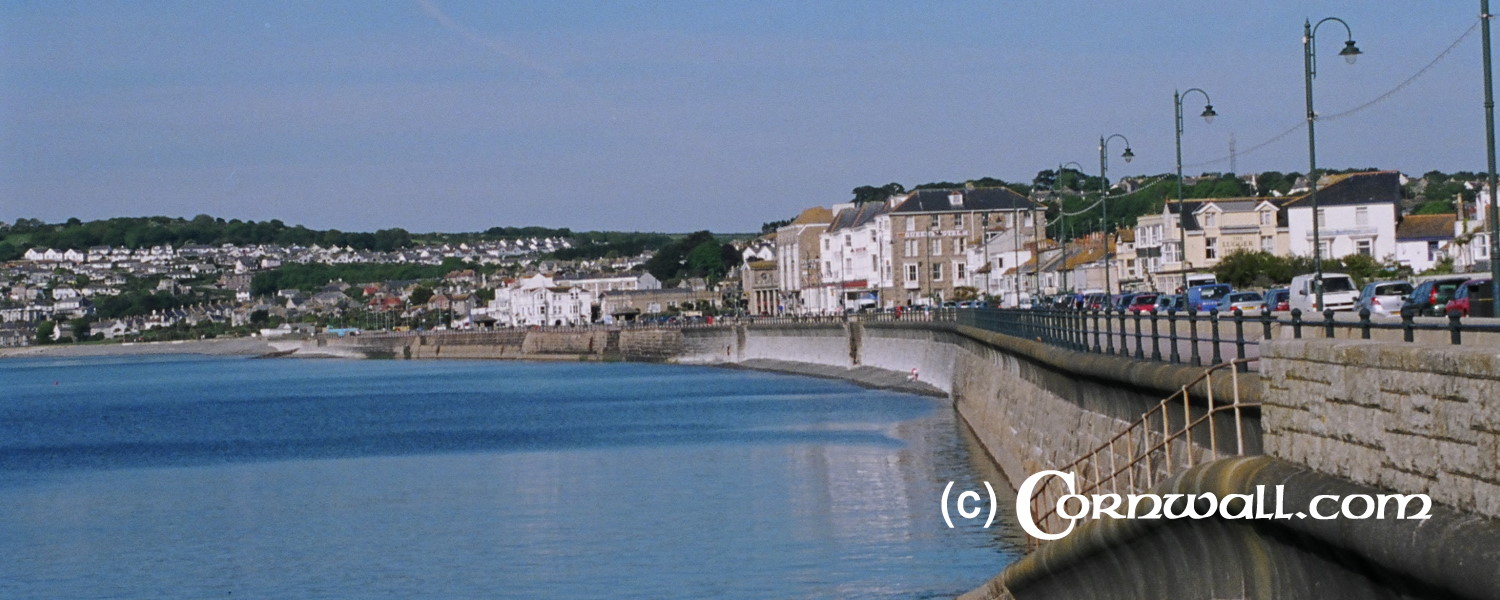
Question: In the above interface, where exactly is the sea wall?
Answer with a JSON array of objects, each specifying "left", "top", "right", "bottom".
[
  {"left": 1260, "top": 338, "right": 1500, "bottom": 519},
  {"left": 319, "top": 322, "right": 1250, "bottom": 489},
  {"left": 961, "top": 456, "right": 1500, "bottom": 600}
]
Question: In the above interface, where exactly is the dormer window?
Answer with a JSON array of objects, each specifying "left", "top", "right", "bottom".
[{"left": 948, "top": 192, "right": 963, "bottom": 208}]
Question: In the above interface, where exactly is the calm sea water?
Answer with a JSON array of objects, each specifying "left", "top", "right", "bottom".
[{"left": 0, "top": 356, "right": 1021, "bottom": 599}]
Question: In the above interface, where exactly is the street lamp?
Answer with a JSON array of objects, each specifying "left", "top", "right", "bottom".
[
  {"left": 1055, "top": 161, "right": 1087, "bottom": 294},
  {"left": 1099, "top": 133, "right": 1133, "bottom": 298},
  {"left": 1304, "top": 17, "right": 1361, "bottom": 311},
  {"left": 1481, "top": 0, "right": 1500, "bottom": 317},
  {"left": 1174, "top": 88, "right": 1217, "bottom": 292}
]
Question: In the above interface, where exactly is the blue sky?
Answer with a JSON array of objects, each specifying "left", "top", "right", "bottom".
[{"left": 0, "top": 1, "right": 1489, "bottom": 233}]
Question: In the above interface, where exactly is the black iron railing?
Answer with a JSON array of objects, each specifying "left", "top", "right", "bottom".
[{"left": 955, "top": 307, "right": 1500, "bottom": 372}]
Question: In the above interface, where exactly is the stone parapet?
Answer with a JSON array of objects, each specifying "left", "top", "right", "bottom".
[{"left": 1261, "top": 339, "right": 1500, "bottom": 519}]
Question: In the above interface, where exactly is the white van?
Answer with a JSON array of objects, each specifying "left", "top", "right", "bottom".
[{"left": 1289, "top": 272, "right": 1359, "bottom": 313}]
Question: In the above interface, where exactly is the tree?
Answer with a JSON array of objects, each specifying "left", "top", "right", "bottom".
[
  {"left": 408, "top": 286, "right": 435, "bottom": 306},
  {"left": 852, "top": 183, "right": 905, "bottom": 204},
  {"left": 1413, "top": 201, "right": 1456, "bottom": 215},
  {"left": 35, "top": 321, "right": 54, "bottom": 344},
  {"left": 69, "top": 317, "right": 92, "bottom": 341}
]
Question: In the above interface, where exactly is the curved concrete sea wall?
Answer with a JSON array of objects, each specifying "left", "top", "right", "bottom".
[{"left": 321, "top": 323, "right": 1251, "bottom": 491}]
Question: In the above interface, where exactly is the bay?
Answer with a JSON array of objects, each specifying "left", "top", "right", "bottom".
[{"left": 0, "top": 356, "right": 1021, "bottom": 599}]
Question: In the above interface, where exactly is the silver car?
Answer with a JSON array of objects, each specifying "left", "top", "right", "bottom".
[{"left": 1356, "top": 280, "right": 1413, "bottom": 317}]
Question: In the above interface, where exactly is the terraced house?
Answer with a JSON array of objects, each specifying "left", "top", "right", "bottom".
[{"left": 884, "top": 187, "right": 1041, "bottom": 306}]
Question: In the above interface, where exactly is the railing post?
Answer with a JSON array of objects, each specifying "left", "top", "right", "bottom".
[
  {"left": 1449, "top": 311, "right": 1463, "bottom": 345},
  {"left": 1358, "top": 307, "right": 1372, "bottom": 339},
  {"left": 1232, "top": 308, "right": 1247, "bottom": 367},
  {"left": 1168, "top": 308, "right": 1181, "bottom": 364},
  {"left": 1187, "top": 307, "right": 1202, "bottom": 367},
  {"left": 1150, "top": 308, "right": 1162, "bottom": 361},
  {"left": 1402, "top": 309, "right": 1415, "bottom": 343},
  {"left": 1323, "top": 309, "right": 1336, "bottom": 339},
  {"left": 1134, "top": 310, "right": 1145, "bottom": 359},
  {"left": 1092, "top": 310, "right": 1103, "bottom": 353},
  {"left": 1105, "top": 308, "right": 1115, "bottom": 355},
  {"left": 1291, "top": 308, "right": 1303, "bottom": 339},
  {"left": 1209, "top": 308, "right": 1223, "bottom": 365},
  {"left": 1261, "top": 309, "right": 1273, "bottom": 342}
]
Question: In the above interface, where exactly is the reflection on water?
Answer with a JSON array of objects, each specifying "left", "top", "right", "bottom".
[{"left": 0, "top": 357, "right": 1021, "bottom": 598}]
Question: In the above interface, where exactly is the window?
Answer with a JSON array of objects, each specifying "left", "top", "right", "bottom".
[
  {"left": 1261, "top": 235, "right": 1274, "bottom": 252},
  {"left": 1427, "top": 241, "right": 1439, "bottom": 261},
  {"left": 871, "top": 255, "right": 878, "bottom": 270},
  {"left": 1356, "top": 239, "right": 1372, "bottom": 256},
  {"left": 929, "top": 215, "right": 940, "bottom": 229},
  {"left": 1205, "top": 237, "right": 1218, "bottom": 260},
  {"left": 1165, "top": 243, "right": 1180, "bottom": 264},
  {"left": 955, "top": 262, "right": 967, "bottom": 281},
  {"left": 955, "top": 213, "right": 965, "bottom": 228},
  {"left": 843, "top": 234, "right": 851, "bottom": 246},
  {"left": 1316, "top": 209, "right": 1326, "bottom": 227},
  {"left": 931, "top": 262, "right": 943, "bottom": 281},
  {"left": 906, "top": 218, "right": 916, "bottom": 232},
  {"left": 1024, "top": 213, "right": 1034, "bottom": 227},
  {"left": 822, "top": 239, "right": 829, "bottom": 251},
  {"left": 1319, "top": 240, "right": 1331, "bottom": 257},
  {"left": 905, "top": 263, "right": 918, "bottom": 282},
  {"left": 1355, "top": 207, "right": 1369, "bottom": 226},
  {"left": 930, "top": 239, "right": 942, "bottom": 256},
  {"left": 870, "top": 230, "right": 877, "bottom": 242},
  {"left": 1261, "top": 210, "right": 1273, "bottom": 226},
  {"left": 953, "top": 238, "right": 964, "bottom": 255},
  {"left": 996, "top": 257, "right": 1005, "bottom": 269},
  {"left": 1203, "top": 212, "right": 1216, "bottom": 228}
]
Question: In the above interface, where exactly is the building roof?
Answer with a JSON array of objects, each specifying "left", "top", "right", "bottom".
[
  {"left": 1281, "top": 171, "right": 1402, "bottom": 208},
  {"left": 1396, "top": 213, "right": 1456, "bottom": 241},
  {"left": 827, "top": 202, "right": 889, "bottom": 232},
  {"left": 788, "top": 206, "right": 834, "bottom": 225},
  {"left": 892, "top": 187, "right": 1035, "bottom": 214}
]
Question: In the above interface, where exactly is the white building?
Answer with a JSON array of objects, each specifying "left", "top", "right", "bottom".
[
  {"left": 490, "top": 274, "right": 594, "bottom": 327},
  {"left": 554, "top": 272, "right": 660, "bottom": 296},
  {"left": 1284, "top": 171, "right": 1401, "bottom": 263},
  {"left": 1394, "top": 213, "right": 1456, "bottom": 273},
  {"left": 813, "top": 202, "right": 891, "bottom": 312},
  {"left": 968, "top": 222, "right": 1038, "bottom": 307}
]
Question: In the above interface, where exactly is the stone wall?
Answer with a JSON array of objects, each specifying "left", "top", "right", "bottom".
[{"left": 1261, "top": 338, "right": 1500, "bottom": 518}]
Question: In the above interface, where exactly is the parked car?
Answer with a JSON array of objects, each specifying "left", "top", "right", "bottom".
[
  {"left": 1289, "top": 273, "right": 1359, "bottom": 313},
  {"left": 1083, "top": 292, "right": 1109, "bottom": 311},
  {"left": 1401, "top": 276, "right": 1471, "bottom": 317},
  {"left": 1184, "top": 283, "right": 1233, "bottom": 312},
  {"left": 1127, "top": 293, "right": 1159, "bottom": 313},
  {"left": 1154, "top": 294, "right": 1186, "bottom": 312},
  {"left": 1356, "top": 280, "right": 1413, "bottom": 317},
  {"left": 1111, "top": 293, "right": 1136, "bottom": 311},
  {"left": 1444, "top": 278, "right": 1493, "bottom": 317},
  {"left": 1225, "top": 291, "right": 1264, "bottom": 312},
  {"left": 1266, "top": 288, "right": 1289, "bottom": 312},
  {"left": 1154, "top": 294, "right": 1175, "bottom": 312}
]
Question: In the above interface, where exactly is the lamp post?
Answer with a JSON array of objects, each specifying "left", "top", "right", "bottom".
[
  {"left": 1174, "top": 88, "right": 1217, "bottom": 293},
  {"left": 1099, "top": 134, "right": 1134, "bottom": 297},
  {"left": 1032, "top": 196, "right": 1043, "bottom": 304},
  {"left": 1056, "top": 161, "right": 1087, "bottom": 294},
  {"left": 1304, "top": 17, "right": 1362, "bottom": 311},
  {"left": 1483, "top": 0, "right": 1500, "bottom": 317}
]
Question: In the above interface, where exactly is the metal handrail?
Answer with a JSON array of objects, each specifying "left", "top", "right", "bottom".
[{"left": 1023, "top": 358, "right": 1259, "bottom": 551}]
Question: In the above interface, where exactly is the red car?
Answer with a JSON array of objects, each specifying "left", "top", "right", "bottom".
[
  {"left": 1126, "top": 293, "right": 1158, "bottom": 313},
  {"left": 1444, "top": 278, "right": 1493, "bottom": 317}
]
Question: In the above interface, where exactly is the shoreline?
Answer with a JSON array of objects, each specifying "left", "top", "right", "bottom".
[{"left": 0, "top": 337, "right": 277, "bottom": 359}]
